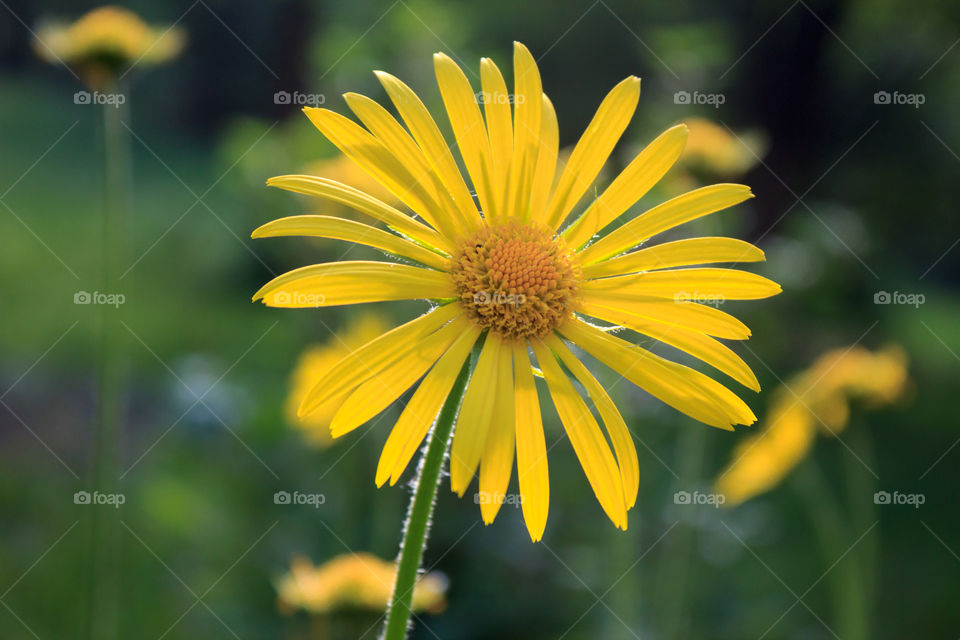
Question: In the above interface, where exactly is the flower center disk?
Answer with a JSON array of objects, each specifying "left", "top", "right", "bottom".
[{"left": 451, "top": 221, "right": 580, "bottom": 340}]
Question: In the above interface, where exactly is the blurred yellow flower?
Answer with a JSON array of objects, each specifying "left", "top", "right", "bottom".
[
  {"left": 301, "top": 155, "right": 398, "bottom": 219},
  {"left": 276, "top": 553, "right": 447, "bottom": 615},
  {"left": 715, "top": 345, "right": 908, "bottom": 506},
  {"left": 681, "top": 117, "right": 766, "bottom": 175},
  {"left": 659, "top": 118, "right": 766, "bottom": 194},
  {"left": 286, "top": 314, "right": 390, "bottom": 444},
  {"left": 35, "top": 6, "right": 184, "bottom": 86}
]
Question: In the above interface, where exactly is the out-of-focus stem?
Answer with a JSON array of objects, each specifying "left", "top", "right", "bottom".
[
  {"left": 794, "top": 452, "right": 869, "bottom": 640},
  {"left": 84, "top": 77, "right": 130, "bottom": 640},
  {"left": 658, "top": 424, "right": 707, "bottom": 639}
]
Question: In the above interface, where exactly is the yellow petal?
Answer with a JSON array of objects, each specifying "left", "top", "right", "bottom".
[
  {"left": 543, "top": 76, "right": 641, "bottom": 231},
  {"left": 252, "top": 215, "right": 449, "bottom": 270},
  {"left": 376, "top": 324, "right": 481, "bottom": 486},
  {"left": 298, "top": 304, "right": 460, "bottom": 416},
  {"left": 374, "top": 70, "right": 481, "bottom": 231},
  {"left": 530, "top": 339, "right": 627, "bottom": 529},
  {"left": 329, "top": 316, "right": 468, "bottom": 437},
  {"left": 266, "top": 175, "right": 449, "bottom": 253},
  {"left": 546, "top": 334, "right": 639, "bottom": 509},
  {"left": 449, "top": 333, "right": 502, "bottom": 495},
  {"left": 575, "top": 304, "right": 759, "bottom": 391},
  {"left": 511, "top": 340, "right": 549, "bottom": 542},
  {"left": 582, "top": 237, "right": 764, "bottom": 279},
  {"left": 559, "top": 319, "right": 756, "bottom": 429},
  {"left": 433, "top": 52, "right": 498, "bottom": 219},
  {"left": 564, "top": 124, "right": 688, "bottom": 249},
  {"left": 503, "top": 41, "right": 543, "bottom": 221},
  {"left": 342, "top": 93, "right": 464, "bottom": 238},
  {"left": 302, "top": 107, "right": 449, "bottom": 236},
  {"left": 579, "top": 184, "right": 754, "bottom": 264},
  {"left": 253, "top": 261, "right": 456, "bottom": 308},
  {"left": 479, "top": 56, "right": 512, "bottom": 215},
  {"left": 479, "top": 344, "right": 516, "bottom": 524},
  {"left": 585, "top": 267, "right": 782, "bottom": 301},
  {"left": 527, "top": 95, "right": 558, "bottom": 224},
  {"left": 580, "top": 295, "right": 752, "bottom": 340}
]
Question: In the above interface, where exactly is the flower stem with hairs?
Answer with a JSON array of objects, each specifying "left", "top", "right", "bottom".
[{"left": 382, "top": 359, "right": 470, "bottom": 640}]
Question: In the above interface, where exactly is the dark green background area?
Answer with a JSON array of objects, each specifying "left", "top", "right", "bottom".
[{"left": 1, "top": 0, "right": 958, "bottom": 638}]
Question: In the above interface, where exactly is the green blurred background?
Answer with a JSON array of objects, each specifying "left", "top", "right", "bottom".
[{"left": 1, "top": 0, "right": 958, "bottom": 638}]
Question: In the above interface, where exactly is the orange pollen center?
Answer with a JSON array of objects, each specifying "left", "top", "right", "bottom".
[{"left": 450, "top": 221, "right": 581, "bottom": 340}]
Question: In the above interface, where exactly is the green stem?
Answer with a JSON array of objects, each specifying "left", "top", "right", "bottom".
[
  {"left": 843, "top": 428, "right": 878, "bottom": 636},
  {"left": 793, "top": 453, "right": 868, "bottom": 640},
  {"left": 84, "top": 78, "right": 130, "bottom": 640},
  {"left": 658, "top": 424, "right": 707, "bottom": 639},
  {"left": 382, "top": 358, "right": 470, "bottom": 640}
]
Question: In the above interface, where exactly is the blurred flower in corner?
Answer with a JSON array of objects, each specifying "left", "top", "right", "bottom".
[
  {"left": 715, "top": 345, "right": 909, "bottom": 506},
  {"left": 276, "top": 554, "right": 447, "bottom": 615},
  {"left": 34, "top": 6, "right": 185, "bottom": 88},
  {"left": 286, "top": 314, "right": 390, "bottom": 445}
]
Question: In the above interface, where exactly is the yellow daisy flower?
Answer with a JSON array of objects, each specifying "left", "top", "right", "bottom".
[
  {"left": 276, "top": 553, "right": 447, "bottom": 615},
  {"left": 35, "top": 6, "right": 184, "bottom": 86},
  {"left": 253, "top": 42, "right": 780, "bottom": 542},
  {"left": 680, "top": 117, "right": 766, "bottom": 176},
  {"left": 715, "top": 345, "right": 908, "bottom": 506}
]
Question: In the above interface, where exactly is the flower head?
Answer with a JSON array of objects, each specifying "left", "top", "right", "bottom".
[
  {"left": 35, "top": 6, "right": 184, "bottom": 87},
  {"left": 253, "top": 42, "right": 780, "bottom": 541},
  {"left": 276, "top": 554, "right": 447, "bottom": 615},
  {"left": 714, "top": 345, "right": 908, "bottom": 506}
]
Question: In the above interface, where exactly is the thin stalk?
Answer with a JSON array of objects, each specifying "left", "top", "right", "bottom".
[
  {"left": 793, "top": 452, "right": 868, "bottom": 640},
  {"left": 658, "top": 424, "right": 707, "bottom": 640},
  {"left": 84, "top": 78, "right": 130, "bottom": 640},
  {"left": 382, "top": 359, "right": 470, "bottom": 640},
  {"left": 843, "top": 428, "right": 878, "bottom": 636},
  {"left": 605, "top": 505, "right": 642, "bottom": 635}
]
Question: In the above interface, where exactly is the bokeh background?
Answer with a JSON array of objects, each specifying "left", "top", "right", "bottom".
[{"left": 2, "top": 0, "right": 959, "bottom": 638}]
